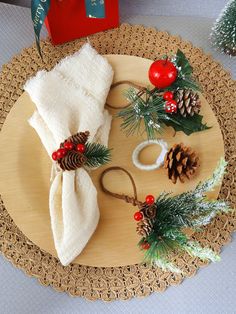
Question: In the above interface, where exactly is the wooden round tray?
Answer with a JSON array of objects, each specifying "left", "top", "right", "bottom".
[{"left": 0, "top": 55, "right": 224, "bottom": 267}]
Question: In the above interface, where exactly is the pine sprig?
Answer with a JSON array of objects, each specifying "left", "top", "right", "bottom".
[
  {"left": 84, "top": 142, "right": 111, "bottom": 168},
  {"left": 183, "top": 241, "right": 220, "bottom": 262},
  {"left": 139, "top": 159, "right": 233, "bottom": 272},
  {"left": 117, "top": 88, "right": 165, "bottom": 138},
  {"left": 118, "top": 87, "right": 209, "bottom": 139},
  {"left": 195, "top": 158, "right": 227, "bottom": 196}
]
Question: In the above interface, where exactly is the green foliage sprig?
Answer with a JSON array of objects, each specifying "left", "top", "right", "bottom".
[
  {"left": 84, "top": 142, "right": 112, "bottom": 168},
  {"left": 118, "top": 87, "right": 209, "bottom": 139},
  {"left": 139, "top": 158, "right": 233, "bottom": 272}
]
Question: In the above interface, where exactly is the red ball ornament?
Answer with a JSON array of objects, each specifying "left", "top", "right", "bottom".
[
  {"left": 163, "top": 91, "right": 174, "bottom": 101},
  {"left": 148, "top": 59, "right": 178, "bottom": 89},
  {"left": 52, "top": 151, "right": 58, "bottom": 161},
  {"left": 134, "top": 211, "right": 143, "bottom": 221},
  {"left": 141, "top": 242, "right": 151, "bottom": 250},
  {"left": 165, "top": 100, "right": 177, "bottom": 114},
  {"left": 64, "top": 141, "right": 74, "bottom": 150},
  {"left": 56, "top": 148, "right": 67, "bottom": 159},
  {"left": 76, "top": 143, "right": 86, "bottom": 153},
  {"left": 145, "top": 194, "right": 155, "bottom": 205}
]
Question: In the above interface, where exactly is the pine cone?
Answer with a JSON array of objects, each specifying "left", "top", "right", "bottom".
[
  {"left": 175, "top": 89, "right": 201, "bottom": 117},
  {"left": 164, "top": 143, "right": 200, "bottom": 184},
  {"left": 140, "top": 203, "right": 157, "bottom": 219},
  {"left": 136, "top": 218, "right": 153, "bottom": 237},
  {"left": 60, "top": 131, "right": 90, "bottom": 148},
  {"left": 58, "top": 151, "right": 87, "bottom": 171}
]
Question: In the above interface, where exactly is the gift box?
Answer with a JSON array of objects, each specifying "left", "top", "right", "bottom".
[{"left": 45, "top": 0, "right": 119, "bottom": 45}]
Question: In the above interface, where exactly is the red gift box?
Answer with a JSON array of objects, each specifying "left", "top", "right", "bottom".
[{"left": 45, "top": 0, "right": 119, "bottom": 45}]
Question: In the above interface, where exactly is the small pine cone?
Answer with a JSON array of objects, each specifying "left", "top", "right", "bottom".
[
  {"left": 164, "top": 143, "right": 200, "bottom": 184},
  {"left": 136, "top": 218, "right": 153, "bottom": 237},
  {"left": 140, "top": 203, "right": 157, "bottom": 219},
  {"left": 58, "top": 151, "right": 87, "bottom": 171},
  {"left": 175, "top": 89, "right": 201, "bottom": 117},
  {"left": 61, "top": 131, "right": 90, "bottom": 148}
]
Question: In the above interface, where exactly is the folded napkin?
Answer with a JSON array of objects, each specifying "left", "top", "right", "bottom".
[{"left": 24, "top": 43, "right": 113, "bottom": 265}]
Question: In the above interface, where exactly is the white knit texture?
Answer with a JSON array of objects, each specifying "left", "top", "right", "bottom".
[{"left": 24, "top": 43, "right": 113, "bottom": 265}]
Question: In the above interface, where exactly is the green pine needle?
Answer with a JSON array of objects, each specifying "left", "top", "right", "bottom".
[
  {"left": 153, "top": 257, "right": 182, "bottom": 273},
  {"left": 117, "top": 88, "right": 164, "bottom": 139},
  {"left": 183, "top": 241, "right": 220, "bottom": 262},
  {"left": 84, "top": 142, "right": 111, "bottom": 168},
  {"left": 195, "top": 158, "right": 227, "bottom": 196}
]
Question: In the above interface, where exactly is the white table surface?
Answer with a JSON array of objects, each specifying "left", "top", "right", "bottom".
[{"left": 0, "top": 2, "right": 235, "bottom": 314}]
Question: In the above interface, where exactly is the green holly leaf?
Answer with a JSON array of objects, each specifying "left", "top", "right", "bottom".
[
  {"left": 175, "top": 49, "right": 193, "bottom": 77},
  {"left": 161, "top": 112, "right": 211, "bottom": 136}
]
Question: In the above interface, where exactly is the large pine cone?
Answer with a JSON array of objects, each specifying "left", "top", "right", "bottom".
[
  {"left": 175, "top": 89, "right": 201, "bottom": 117},
  {"left": 164, "top": 143, "right": 200, "bottom": 184},
  {"left": 136, "top": 218, "right": 153, "bottom": 237}
]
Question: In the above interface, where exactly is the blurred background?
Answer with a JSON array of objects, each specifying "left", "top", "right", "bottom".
[{"left": 0, "top": 0, "right": 229, "bottom": 18}]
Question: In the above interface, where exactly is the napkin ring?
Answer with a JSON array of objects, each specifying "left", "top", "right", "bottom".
[
  {"left": 132, "top": 139, "right": 168, "bottom": 171},
  {"left": 51, "top": 131, "right": 111, "bottom": 171}
]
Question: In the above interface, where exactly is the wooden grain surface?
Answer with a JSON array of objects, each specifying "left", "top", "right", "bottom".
[{"left": 0, "top": 55, "right": 225, "bottom": 267}]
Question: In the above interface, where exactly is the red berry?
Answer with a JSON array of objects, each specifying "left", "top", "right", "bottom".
[
  {"left": 76, "top": 143, "right": 86, "bottom": 153},
  {"left": 56, "top": 148, "right": 67, "bottom": 159},
  {"left": 165, "top": 100, "right": 177, "bottom": 114},
  {"left": 134, "top": 211, "right": 143, "bottom": 221},
  {"left": 141, "top": 242, "right": 151, "bottom": 250},
  {"left": 148, "top": 59, "right": 178, "bottom": 89},
  {"left": 52, "top": 151, "right": 58, "bottom": 161},
  {"left": 163, "top": 91, "right": 174, "bottom": 101},
  {"left": 145, "top": 194, "right": 155, "bottom": 205},
  {"left": 64, "top": 141, "right": 74, "bottom": 150}
]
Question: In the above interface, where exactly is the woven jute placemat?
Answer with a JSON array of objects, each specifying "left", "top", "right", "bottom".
[{"left": 0, "top": 24, "right": 235, "bottom": 301}]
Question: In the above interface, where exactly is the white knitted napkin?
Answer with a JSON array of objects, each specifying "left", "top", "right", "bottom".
[{"left": 24, "top": 43, "right": 113, "bottom": 265}]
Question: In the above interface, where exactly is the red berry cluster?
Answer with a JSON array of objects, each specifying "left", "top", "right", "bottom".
[
  {"left": 51, "top": 141, "right": 86, "bottom": 161},
  {"left": 133, "top": 194, "right": 155, "bottom": 250},
  {"left": 163, "top": 91, "right": 177, "bottom": 114}
]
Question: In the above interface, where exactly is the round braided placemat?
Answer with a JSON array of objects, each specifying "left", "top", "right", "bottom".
[{"left": 0, "top": 24, "right": 236, "bottom": 301}]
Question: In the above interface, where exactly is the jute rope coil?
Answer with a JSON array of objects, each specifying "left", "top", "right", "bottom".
[{"left": 0, "top": 24, "right": 235, "bottom": 301}]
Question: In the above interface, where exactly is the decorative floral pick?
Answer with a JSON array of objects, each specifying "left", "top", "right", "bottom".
[
  {"left": 52, "top": 131, "right": 111, "bottom": 171},
  {"left": 100, "top": 158, "right": 233, "bottom": 272},
  {"left": 114, "top": 50, "right": 210, "bottom": 139}
]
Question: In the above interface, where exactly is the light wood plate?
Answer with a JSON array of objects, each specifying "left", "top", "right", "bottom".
[{"left": 0, "top": 55, "right": 224, "bottom": 267}]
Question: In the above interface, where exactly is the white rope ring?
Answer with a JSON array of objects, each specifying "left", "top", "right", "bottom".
[{"left": 132, "top": 139, "right": 168, "bottom": 171}]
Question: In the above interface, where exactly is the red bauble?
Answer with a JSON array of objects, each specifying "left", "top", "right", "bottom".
[
  {"left": 76, "top": 143, "right": 86, "bottom": 153},
  {"left": 56, "top": 148, "right": 67, "bottom": 159},
  {"left": 52, "top": 151, "right": 58, "bottom": 161},
  {"left": 165, "top": 100, "right": 177, "bottom": 114},
  {"left": 148, "top": 59, "right": 178, "bottom": 89},
  {"left": 134, "top": 211, "right": 143, "bottom": 221},
  {"left": 145, "top": 194, "right": 155, "bottom": 205},
  {"left": 64, "top": 141, "right": 74, "bottom": 150},
  {"left": 163, "top": 91, "right": 174, "bottom": 101},
  {"left": 141, "top": 242, "right": 151, "bottom": 250}
]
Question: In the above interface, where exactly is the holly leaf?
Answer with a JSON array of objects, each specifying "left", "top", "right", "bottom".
[
  {"left": 175, "top": 49, "right": 193, "bottom": 77},
  {"left": 161, "top": 112, "right": 211, "bottom": 136}
]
